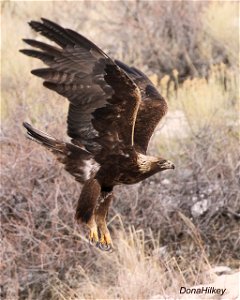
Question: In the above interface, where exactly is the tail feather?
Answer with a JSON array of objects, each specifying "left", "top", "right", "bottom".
[
  {"left": 23, "top": 122, "right": 66, "bottom": 153},
  {"left": 23, "top": 122, "right": 94, "bottom": 183}
]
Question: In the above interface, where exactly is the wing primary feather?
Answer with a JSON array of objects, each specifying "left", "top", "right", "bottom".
[
  {"left": 31, "top": 68, "right": 54, "bottom": 79},
  {"left": 43, "top": 81, "right": 62, "bottom": 93},
  {"left": 29, "top": 19, "right": 74, "bottom": 47},
  {"left": 22, "top": 39, "right": 61, "bottom": 54},
  {"left": 19, "top": 49, "right": 53, "bottom": 61},
  {"left": 31, "top": 68, "right": 74, "bottom": 84},
  {"left": 42, "top": 81, "right": 82, "bottom": 98}
]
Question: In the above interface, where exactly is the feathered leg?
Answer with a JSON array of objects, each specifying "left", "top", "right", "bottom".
[
  {"left": 75, "top": 178, "right": 101, "bottom": 245},
  {"left": 95, "top": 191, "right": 113, "bottom": 251}
]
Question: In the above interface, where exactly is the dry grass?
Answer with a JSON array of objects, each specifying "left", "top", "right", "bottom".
[
  {"left": 1, "top": 1, "right": 240, "bottom": 299},
  {"left": 0, "top": 144, "right": 217, "bottom": 299}
]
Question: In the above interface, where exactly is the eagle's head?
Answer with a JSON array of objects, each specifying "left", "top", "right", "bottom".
[
  {"left": 138, "top": 154, "right": 175, "bottom": 174},
  {"left": 156, "top": 158, "right": 175, "bottom": 171}
]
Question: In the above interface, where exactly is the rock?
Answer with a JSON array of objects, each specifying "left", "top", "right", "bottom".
[
  {"left": 210, "top": 266, "right": 232, "bottom": 276},
  {"left": 191, "top": 199, "right": 209, "bottom": 218},
  {"left": 161, "top": 179, "right": 171, "bottom": 185}
]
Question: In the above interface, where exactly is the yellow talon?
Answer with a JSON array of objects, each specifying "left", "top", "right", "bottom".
[
  {"left": 87, "top": 218, "right": 113, "bottom": 251},
  {"left": 89, "top": 226, "right": 99, "bottom": 244},
  {"left": 101, "top": 232, "right": 112, "bottom": 245}
]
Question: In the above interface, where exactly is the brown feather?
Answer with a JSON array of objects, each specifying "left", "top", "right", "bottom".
[
  {"left": 75, "top": 178, "right": 101, "bottom": 223},
  {"left": 21, "top": 19, "right": 141, "bottom": 160},
  {"left": 23, "top": 122, "right": 94, "bottom": 183},
  {"left": 21, "top": 20, "right": 174, "bottom": 249},
  {"left": 115, "top": 60, "right": 168, "bottom": 154}
]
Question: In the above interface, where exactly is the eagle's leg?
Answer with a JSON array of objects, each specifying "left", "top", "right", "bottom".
[
  {"left": 75, "top": 178, "right": 101, "bottom": 245},
  {"left": 95, "top": 190, "right": 113, "bottom": 251}
]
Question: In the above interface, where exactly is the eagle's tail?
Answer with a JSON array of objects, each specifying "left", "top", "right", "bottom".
[
  {"left": 22, "top": 122, "right": 91, "bottom": 158},
  {"left": 23, "top": 122, "right": 66, "bottom": 153}
]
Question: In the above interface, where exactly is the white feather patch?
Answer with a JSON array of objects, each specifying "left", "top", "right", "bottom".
[{"left": 83, "top": 159, "right": 100, "bottom": 180}]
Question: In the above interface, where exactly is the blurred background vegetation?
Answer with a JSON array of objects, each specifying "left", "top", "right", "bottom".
[{"left": 1, "top": 1, "right": 239, "bottom": 299}]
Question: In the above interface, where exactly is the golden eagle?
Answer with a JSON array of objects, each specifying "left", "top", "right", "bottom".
[{"left": 20, "top": 19, "right": 175, "bottom": 251}]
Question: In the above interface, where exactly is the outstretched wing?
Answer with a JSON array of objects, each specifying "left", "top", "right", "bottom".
[
  {"left": 115, "top": 60, "right": 168, "bottom": 154},
  {"left": 20, "top": 19, "right": 141, "bottom": 163}
]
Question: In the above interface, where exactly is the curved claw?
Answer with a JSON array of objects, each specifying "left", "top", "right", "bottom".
[
  {"left": 89, "top": 238, "right": 95, "bottom": 246},
  {"left": 97, "top": 242, "right": 112, "bottom": 252}
]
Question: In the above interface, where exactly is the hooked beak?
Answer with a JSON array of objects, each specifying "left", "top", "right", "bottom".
[{"left": 162, "top": 160, "right": 175, "bottom": 170}]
